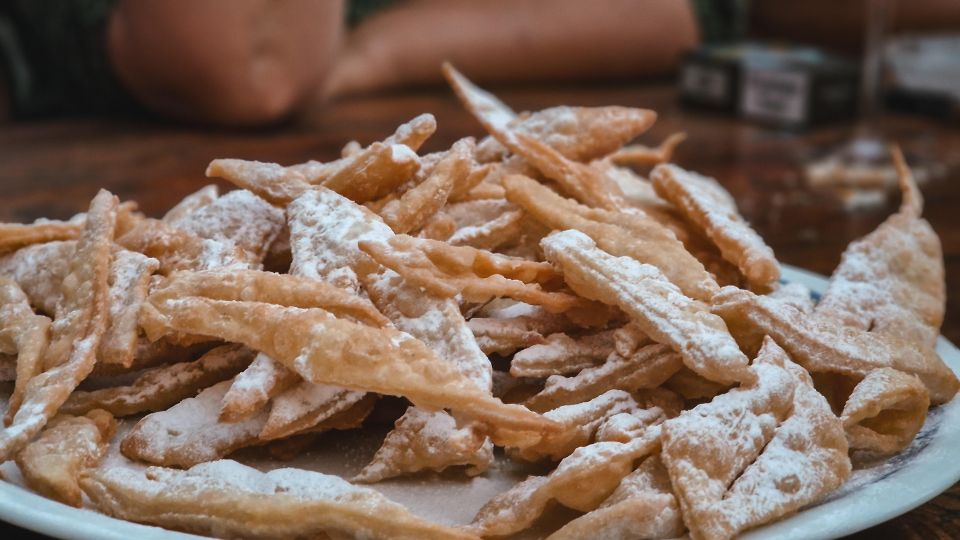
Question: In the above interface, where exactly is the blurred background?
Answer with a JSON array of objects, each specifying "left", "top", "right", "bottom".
[{"left": 1, "top": 1, "right": 959, "bottom": 538}]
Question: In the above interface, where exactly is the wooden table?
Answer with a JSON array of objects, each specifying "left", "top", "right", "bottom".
[{"left": 1, "top": 83, "right": 958, "bottom": 539}]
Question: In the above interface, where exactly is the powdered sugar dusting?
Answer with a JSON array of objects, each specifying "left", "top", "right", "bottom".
[{"left": 542, "top": 229, "right": 750, "bottom": 386}]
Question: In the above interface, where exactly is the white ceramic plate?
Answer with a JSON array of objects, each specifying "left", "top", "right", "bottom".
[{"left": 0, "top": 265, "right": 958, "bottom": 540}]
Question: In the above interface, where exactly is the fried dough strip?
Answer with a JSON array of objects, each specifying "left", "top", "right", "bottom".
[
  {"left": 460, "top": 180, "right": 506, "bottom": 201},
  {"left": 0, "top": 219, "right": 81, "bottom": 254},
  {"left": 383, "top": 112, "right": 437, "bottom": 151},
  {"left": 475, "top": 105, "right": 659, "bottom": 163},
  {"left": 142, "top": 269, "right": 389, "bottom": 337},
  {"left": 291, "top": 114, "right": 435, "bottom": 187},
  {"left": 815, "top": 149, "right": 944, "bottom": 348},
  {"left": 62, "top": 344, "right": 253, "bottom": 417},
  {"left": 0, "top": 240, "right": 74, "bottom": 316},
  {"left": 510, "top": 331, "right": 616, "bottom": 378},
  {"left": 359, "top": 235, "right": 579, "bottom": 312},
  {"left": 840, "top": 368, "right": 929, "bottom": 459},
  {"left": 0, "top": 189, "right": 117, "bottom": 461},
  {"left": 219, "top": 352, "right": 300, "bottom": 423},
  {"left": 509, "top": 132, "right": 630, "bottom": 209},
  {"left": 229, "top": 192, "right": 380, "bottom": 439},
  {"left": 362, "top": 269, "right": 494, "bottom": 394},
  {"left": 467, "top": 307, "right": 575, "bottom": 355},
  {"left": 98, "top": 250, "right": 159, "bottom": 367},
  {"left": 443, "top": 64, "right": 641, "bottom": 209},
  {"left": 360, "top": 268, "right": 497, "bottom": 475},
  {"left": 518, "top": 105, "right": 658, "bottom": 162},
  {"left": 689, "top": 339, "right": 851, "bottom": 540},
  {"left": 524, "top": 344, "right": 684, "bottom": 412},
  {"left": 122, "top": 380, "right": 267, "bottom": 466},
  {"left": 80, "top": 460, "right": 477, "bottom": 540},
  {"left": 442, "top": 62, "right": 517, "bottom": 133},
  {"left": 607, "top": 132, "right": 688, "bottom": 166},
  {"left": 711, "top": 286, "right": 959, "bottom": 404},
  {"left": 505, "top": 174, "right": 718, "bottom": 301},
  {"left": 447, "top": 208, "right": 525, "bottom": 251},
  {"left": 206, "top": 159, "right": 311, "bottom": 206},
  {"left": 144, "top": 296, "right": 552, "bottom": 433},
  {"left": 354, "top": 407, "right": 493, "bottom": 483},
  {"left": 287, "top": 188, "right": 386, "bottom": 291},
  {"left": 469, "top": 426, "right": 663, "bottom": 537},
  {"left": 508, "top": 390, "right": 669, "bottom": 463},
  {"left": 448, "top": 162, "right": 492, "bottom": 203},
  {"left": 548, "top": 454, "right": 685, "bottom": 540},
  {"left": 379, "top": 138, "right": 471, "bottom": 234},
  {"left": 318, "top": 142, "right": 420, "bottom": 202},
  {"left": 765, "top": 281, "right": 816, "bottom": 314},
  {"left": 16, "top": 409, "right": 116, "bottom": 507},
  {"left": 193, "top": 202, "right": 384, "bottom": 428},
  {"left": 260, "top": 382, "right": 365, "bottom": 441},
  {"left": 661, "top": 339, "right": 797, "bottom": 540},
  {"left": 418, "top": 211, "right": 457, "bottom": 241},
  {"left": 289, "top": 189, "right": 501, "bottom": 477},
  {"left": 175, "top": 189, "right": 285, "bottom": 263},
  {"left": 116, "top": 218, "right": 250, "bottom": 274},
  {"left": 542, "top": 230, "right": 751, "bottom": 385},
  {"left": 651, "top": 164, "right": 780, "bottom": 289},
  {"left": 0, "top": 277, "right": 51, "bottom": 423},
  {"left": 162, "top": 184, "right": 219, "bottom": 226}
]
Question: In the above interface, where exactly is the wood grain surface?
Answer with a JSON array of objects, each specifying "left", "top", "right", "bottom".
[{"left": 0, "top": 82, "right": 957, "bottom": 539}]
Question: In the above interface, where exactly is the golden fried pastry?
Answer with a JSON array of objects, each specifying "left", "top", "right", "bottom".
[
  {"left": 524, "top": 344, "right": 683, "bottom": 413},
  {"left": 0, "top": 190, "right": 117, "bottom": 461},
  {"left": 548, "top": 454, "right": 685, "bottom": 540},
  {"left": 508, "top": 389, "right": 670, "bottom": 463},
  {"left": 62, "top": 344, "right": 253, "bottom": 417},
  {"left": 0, "top": 218, "right": 82, "bottom": 254},
  {"left": 509, "top": 330, "right": 616, "bottom": 378},
  {"left": 259, "top": 382, "right": 365, "bottom": 441},
  {"left": 712, "top": 286, "right": 959, "bottom": 404},
  {"left": 219, "top": 352, "right": 299, "bottom": 423},
  {"left": 841, "top": 367, "right": 930, "bottom": 459},
  {"left": 161, "top": 184, "right": 219, "bottom": 227},
  {"left": 206, "top": 159, "right": 311, "bottom": 206},
  {"left": 379, "top": 138, "right": 472, "bottom": 234},
  {"left": 174, "top": 189, "right": 285, "bottom": 264},
  {"left": 0, "top": 277, "right": 51, "bottom": 423},
  {"left": 542, "top": 230, "right": 751, "bottom": 385},
  {"left": 505, "top": 174, "right": 719, "bottom": 301},
  {"left": 470, "top": 426, "right": 663, "bottom": 537},
  {"left": 661, "top": 338, "right": 798, "bottom": 540},
  {"left": 684, "top": 339, "right": 850, "bottom": 540},
  {"left": 652, "top": 164, "right": 780, "bottom": 289},
  {"left": 815, "top": 148, "right": 944, "bottom": 349},
  {"left": 0, "top": 63, "right": 952, "bottom": 540},
  {"left": 16, "top": 409, "right": 116, "bottom": 507},
  {"left": 122, "top": 380, "right": 267, "bottom": 467},
  {"left": 355, "top": 407, "right": 493, "bottom": 482},
  {"left": 98, "top": 250, "right": 159, "bottom": 367},
  {"left": 607, "top": 132, "right": 688, "bottom": 167},
  {"left": 0, "top": 240, "right": 74, "bottom": 316},
  {"left": 80, "top": 460, "right": 476, "bottom": 540}
]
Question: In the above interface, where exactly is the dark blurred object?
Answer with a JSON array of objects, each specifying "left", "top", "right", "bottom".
[
  {"left": 679, "top": 43, "right": 859, "bottom": 129},
  {"left": 884, "top": 34, "right": 960, "bottom": 120}
]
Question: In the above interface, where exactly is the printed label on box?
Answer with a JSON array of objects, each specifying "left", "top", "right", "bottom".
[{"left": 741, "top": 69, "right": 808, "bottom": 124}]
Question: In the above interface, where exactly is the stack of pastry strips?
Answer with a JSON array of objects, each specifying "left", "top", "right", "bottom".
[{"left": 0, "top": 64, "right": 955, "bottom": 540}]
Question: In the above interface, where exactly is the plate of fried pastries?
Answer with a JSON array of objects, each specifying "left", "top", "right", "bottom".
[{"left": 0, "top": 63, "right": 957, "bottom": 540}]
